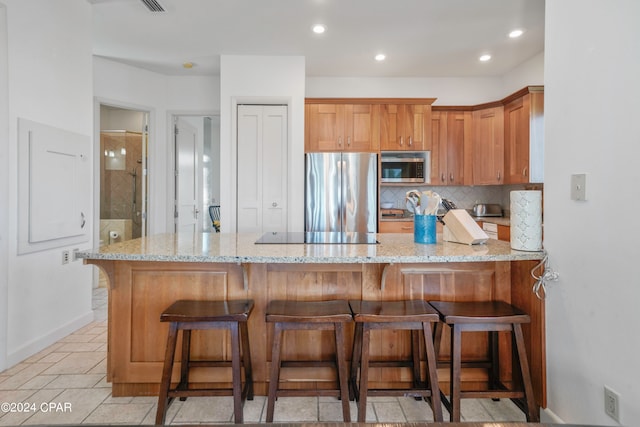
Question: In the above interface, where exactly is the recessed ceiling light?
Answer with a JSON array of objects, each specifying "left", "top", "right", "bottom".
[
  {"left": 509, "top": 29, "right": 524, "bottom": 38},
  {"left": 183, "top": 62, "right": 194, "bottom": 69},
  {"left": 375, "top": 54, "right": 386, "bottom": 61},
  {"left": 312, "top": 24, "right": 326, "bottom": 34},
  {"left": 479, "top": 54, "right": 492, "bottom": 62}
]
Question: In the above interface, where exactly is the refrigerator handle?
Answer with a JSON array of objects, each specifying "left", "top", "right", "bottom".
[{"left": 339, "top": 159, "right": 345, "bottom": 233}]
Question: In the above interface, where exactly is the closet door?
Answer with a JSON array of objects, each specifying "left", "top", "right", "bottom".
[{"left": 237, "top": 105, "right": 288, "bottom": 233}]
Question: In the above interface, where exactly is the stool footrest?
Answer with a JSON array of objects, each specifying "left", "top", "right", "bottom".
[
  {"left": 366, "top": 388, "right": 434, "bottom": 398},
  {"left": 460, "top": 390, "right": 525, "bottom": 399},
  {"left": 169, "top": 388, "right": 235, "bottom": 398},
  {"left": 280, "top": 360, "right": 337, "bottom": 368},
  {"left": 276, "top": 389, "right": 342, "bottom": 398}
]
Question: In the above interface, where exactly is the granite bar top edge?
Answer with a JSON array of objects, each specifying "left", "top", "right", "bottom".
[{"left": 77, "top": 232, "right": 544, "bottom": 264}]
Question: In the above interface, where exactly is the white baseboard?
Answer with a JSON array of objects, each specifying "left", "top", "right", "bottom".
[
  {"left": 541, "top": 407, "right": 566, "bottom": 424},
  {"left": 6, "top": 310, "right": 94, "bottom": 368}
]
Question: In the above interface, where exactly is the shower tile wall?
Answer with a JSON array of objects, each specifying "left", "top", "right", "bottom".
[
  {"left": 100, "top": 132, "right": 143, "bottom": 239},
  {"left": 380, "top": 183, "right": 541, "bottom": 215}
]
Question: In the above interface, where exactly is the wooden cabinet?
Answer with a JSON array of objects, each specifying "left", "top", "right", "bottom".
[
  {"left": 497, "top": 224, "right": 510, "bottom": 242},
  {"left": 430, "top": 110, "right": 472, "bottom": 185},
  {"left": 305, "top": 103, "right": 378, "bottom": 152},
  {"left": 379, "top": 220, "right": 444, "bottom": 234},
  {"left": 380, "top": 103, "right": 432, "bottom": 151},
  {"left": 504, "top": 87, "right": 544, "bottom": 184},
  {"left": 472, "top": 106, "right": 504, "bottom": 185},
  {"left": 379, "top": 220, "right": 414, "bottom": 233}
]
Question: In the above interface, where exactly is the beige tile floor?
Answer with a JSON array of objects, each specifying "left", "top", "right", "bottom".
[{"left": 0, "top": 287, "right": 526, "bottom": 425}]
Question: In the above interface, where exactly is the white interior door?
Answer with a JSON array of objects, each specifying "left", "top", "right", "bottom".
[
  {"left": 175, "top": 118, "right": 200, "bottom": 233},
  {"left": 236, "top": 105, "right": 287, "bottom": 233}
]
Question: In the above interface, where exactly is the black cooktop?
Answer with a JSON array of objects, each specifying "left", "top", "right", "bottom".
[{"left": 255, "top": 232, "right": 379, "bottom": 245}]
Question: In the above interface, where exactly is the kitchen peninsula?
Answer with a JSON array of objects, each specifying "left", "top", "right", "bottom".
[{"left": 78, "top": 232, "right": 547, "bottom": 409}]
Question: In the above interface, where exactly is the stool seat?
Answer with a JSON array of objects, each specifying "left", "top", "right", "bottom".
[
  {"left": 161, "top": 299, "right": 254, "bottom": 322},
  {"left": 155, "top": 299, "right": 254, "bottom": 425},
  {"left": 349, "top": 300, "right": 443, "bottom": 422},
  {"left": 266, "top": 299, "right": 353, "bottom": 323},
  {"left": 429, "top": 300, "right": 538, "bottom": 423},
  {"left": 350, "top": 299, "right": 440, "bottom": 323},
  {"left": 429, "top": 300, "right": 530, "bottom": 324},
  {"left": 266, "top": 299, "right": 352, "bottom": 422}
]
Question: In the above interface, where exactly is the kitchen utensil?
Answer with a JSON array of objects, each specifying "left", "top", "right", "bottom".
[
  {"left": 421, "top": 190, "right": 441, "bottom": 215},
  {"left": 405, "top": 190, "right": 421, "bottom": 214}
]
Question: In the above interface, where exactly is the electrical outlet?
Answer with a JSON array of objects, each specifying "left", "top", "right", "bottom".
[
  {"left": 61, "top": 250, "right": 70, "bottom": 265},
  {"left": 604, "top": 385, "right": 620, "bottom": 422},
  {"left": 72, "top": 248, "right": 80, "bottom": 262}
]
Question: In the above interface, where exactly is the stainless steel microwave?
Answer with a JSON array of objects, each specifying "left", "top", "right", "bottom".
[{"left": 381, "top": 151, "right": 430, "bottom": 183}]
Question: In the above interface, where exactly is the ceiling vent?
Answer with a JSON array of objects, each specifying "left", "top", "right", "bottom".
[{"left": 140, "top": 0, "right": 165, "bottom": 12}]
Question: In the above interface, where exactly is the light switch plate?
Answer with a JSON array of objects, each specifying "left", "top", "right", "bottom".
[{"left": 571, "top": 174, "right": 587, "bottom": 201}]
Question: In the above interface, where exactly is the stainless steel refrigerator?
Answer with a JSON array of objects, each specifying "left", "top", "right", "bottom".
[{"left": 305, "top": 152, "right": 377, "bottom": 233}]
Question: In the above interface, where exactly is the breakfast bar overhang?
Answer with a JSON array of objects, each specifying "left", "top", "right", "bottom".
[{"left": 78, "top": 232, "right": 546, "bottom": 409}]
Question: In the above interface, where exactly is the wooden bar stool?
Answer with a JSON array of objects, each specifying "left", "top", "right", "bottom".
[
  {"left": 349, "top": 300, "right": 443, "bottom": 422},
  {"left": 428, "top": 300, "right": 538, "bottom": 422},
  {"left": 265, "top": 299, "right": 352, "bottom": 422},
  {"left": 155, "top": 299, "right": 254, "bottom": 425}
]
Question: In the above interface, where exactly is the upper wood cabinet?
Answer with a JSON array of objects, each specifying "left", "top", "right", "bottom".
[
  {"left": 472, "top": 106, "right": 504, "bottom": 185},
  {"left": 305, "top": 102, "right": 379, "bottom": 152},
  {"left": 504, "top": 87, "right": 544, "bottom": 184},
  {"left": 380, "top": 103, "right": 432, "bottom": 151},
  {"left": 431, "top": 110, "right": 472, "bottom": 185}
]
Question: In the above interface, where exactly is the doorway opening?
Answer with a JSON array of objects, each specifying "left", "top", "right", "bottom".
[
  {"left": 97, "top": 104, "right": 149, "bottom": 286},
  {"left": 173, "top": 114, "right": 220, "bottom": 233}
]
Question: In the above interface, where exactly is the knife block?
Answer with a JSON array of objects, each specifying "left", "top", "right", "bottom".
[{"left": 442, "top": 209, "right": 488, "bottom": 245}]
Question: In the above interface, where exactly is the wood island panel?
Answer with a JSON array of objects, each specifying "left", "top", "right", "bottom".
[{"left": 88, "top": 257, "right": 545, "bottom": 408}]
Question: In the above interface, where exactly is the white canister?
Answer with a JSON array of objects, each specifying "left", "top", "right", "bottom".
[{"left": 510, "top": 190, "right": 543, "bottom": 251}]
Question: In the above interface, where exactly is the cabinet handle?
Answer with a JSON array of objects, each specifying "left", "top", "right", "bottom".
[
  {"left": 497, "top": 171, "right": 501, "bottom": 181},
  {"left": 449, "top": 173, "right": 454, "bottom": 182},
  {"left": 441, "top": 173, "right": 446, "bottom": 183},
  {"left": 408, "top": 136, "right": 413, "bottom": 146},
  {"left": 194, "top": 208, "right": 200, "bottom": 219},
  {"left": 347, "top": 136, "right": 351, "bottom": 146},
  {"left": 338, "top": 136, "right": 342, "bottom": 146},
  {"left": 401, "top": 226, "right": 412, "bottom": 230},
  {"left": 523, "top": 167, "right": 528, "bottom": 177},
  {"left": 399, "top": 136, "right": 404, "bottom": 146}
]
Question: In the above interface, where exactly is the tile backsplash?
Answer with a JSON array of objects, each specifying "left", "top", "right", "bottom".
[{"left": 380, "top": 184, "right": 542, "bottom": 216}]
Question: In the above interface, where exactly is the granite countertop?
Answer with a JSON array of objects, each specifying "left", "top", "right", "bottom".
[{"left": 77, "top": 232, "right": 543, "bottom": 264}]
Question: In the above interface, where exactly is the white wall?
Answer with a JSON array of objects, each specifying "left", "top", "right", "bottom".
[
  {"left": 219, "top": 55, "right": 306, "bottom": 233},
  {"left": 0, "top": 3, "right": 9, "bottom": 371},
  {"left": 543, "top": 0, "right": 640, "bottom": 425},
  {"left": 1, "top": 0, "right": 94, "bottom": 369},
  {"left": 501, "top": 51, "right": 545, "bottom": 96}
]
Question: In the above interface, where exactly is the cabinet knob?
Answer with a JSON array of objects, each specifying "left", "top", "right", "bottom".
[{"left": 272, "top": 202, "right": 278, "bottom": 207}]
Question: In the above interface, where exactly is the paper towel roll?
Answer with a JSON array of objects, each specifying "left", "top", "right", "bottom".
[{"left": 510, "top": 190, "right": 542, "bottom": 251}]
